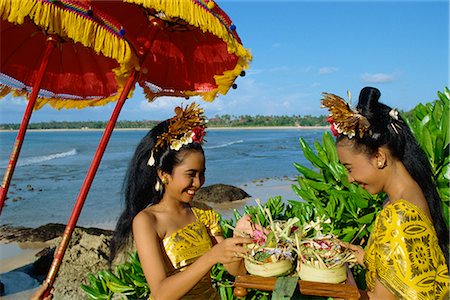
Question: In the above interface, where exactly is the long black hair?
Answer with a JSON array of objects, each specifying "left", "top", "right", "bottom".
[
  {"left": 337, "top": 87, "right": 449, "bottom": 266},
  {"left": 109, "top": 120, "right": 204, "bottom": 264}
]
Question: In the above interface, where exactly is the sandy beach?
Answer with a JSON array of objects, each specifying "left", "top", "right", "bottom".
[{"left": 0, "top": 177, "right": 300, "bottom": 299}]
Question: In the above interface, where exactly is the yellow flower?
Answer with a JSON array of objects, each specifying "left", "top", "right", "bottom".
[
  {"left": 170, "top": 139, "right": 183, "bottom": 151},
  {"left": 180, "top": 132, "right": 193, "bottom": 145}
]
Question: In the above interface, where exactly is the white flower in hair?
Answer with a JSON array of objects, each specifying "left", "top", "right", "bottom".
[
  {"left": 170, "top": 139, "right": 183, "bottom": 151},
  {"left": 389, "top": 108, "right": 399, "bottom": 120},
  {"left": 180, "top": 131, "right": 193, "bottom": 145}
]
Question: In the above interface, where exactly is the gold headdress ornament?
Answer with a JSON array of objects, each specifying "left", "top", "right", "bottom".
[
  {"left": 148, "top": 102, "right": 207, "bottom": 166},
  {"left": 320, "top": 92, "right": 371, "bottom": 138}
]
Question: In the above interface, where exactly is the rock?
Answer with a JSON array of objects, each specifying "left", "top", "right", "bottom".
[
  {"left": 193, "top": 184, "right": 250, "bottom": 204},
  {"left": 0, "top": 223, "right": 112, "bottom": 243}
]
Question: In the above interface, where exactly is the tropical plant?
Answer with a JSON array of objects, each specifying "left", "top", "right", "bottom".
[
  {"left": 406, "top": 87, "right": 449, "bottom": 227},
  {"left": 81, "top": 252, "right": 149, "bottom": 300}
]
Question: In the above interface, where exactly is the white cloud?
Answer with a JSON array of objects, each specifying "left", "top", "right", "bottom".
[
  {"left": 268, "top": 66, "right": 289, "bottom": 73},
  {"left": 361, "top": 72, "right": 396, "bottom": 83},
  {"left": 319, "top": 67, "right": 338, "bottom": 75}
]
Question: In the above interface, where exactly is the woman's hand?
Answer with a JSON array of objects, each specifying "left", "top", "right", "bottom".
[
  {"left": 339, "top": 241, "right": 365, "bottom": 266},
  {"left": 234, "top": 214, "right": 269, "bottom": 237},
  {"left": 209, "top": 236, "right": 253, "bottom": 265}
]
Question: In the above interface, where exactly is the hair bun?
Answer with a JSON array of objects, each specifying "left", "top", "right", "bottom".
[{"left": 357, "top": 86, "right": 381, "bottom": 116}]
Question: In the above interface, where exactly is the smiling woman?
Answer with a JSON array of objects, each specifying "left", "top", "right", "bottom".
[
  {"left": 322, "top": 87, "right": 449, "bottom": 299},
  {"left": 108, "top": 103, "right": 254, "bottom": 299}
]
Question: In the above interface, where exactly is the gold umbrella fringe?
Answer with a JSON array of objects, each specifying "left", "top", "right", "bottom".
[
  {"left": 0, "top": 85, "right": 136, "bottom": 111},
  {"left": 143, "top": 56, "right": 250, "bottom": 102}
]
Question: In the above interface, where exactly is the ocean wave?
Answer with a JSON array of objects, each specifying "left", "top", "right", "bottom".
[
  {"left": 205, "top": 140, "right": 244, "bottom": 149},
  {"left": 12, "top": 149, "right": 78, "bottom": 167}
]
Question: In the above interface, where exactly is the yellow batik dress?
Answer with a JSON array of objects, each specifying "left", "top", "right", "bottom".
[
  {"left": 151, "top": 207, "right": 222, "bottom": 300},
  {"left": 364, "top": 199, "right": 449, "bottom": 299}
]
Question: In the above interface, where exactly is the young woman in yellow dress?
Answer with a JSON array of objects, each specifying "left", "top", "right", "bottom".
[
  {"left": 109, "top": 103, "right": 253, "bottom": 299},
  {"left": 322, "top": 87, "right": 449, "bottom": 299}
]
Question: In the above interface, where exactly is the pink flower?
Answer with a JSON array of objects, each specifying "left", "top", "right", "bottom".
[
  {"left": 191, "top": 126, "right": 205, "bottom": 143},
  {"left": 253, "top": 229, "right": 267, "bottom": 246}
]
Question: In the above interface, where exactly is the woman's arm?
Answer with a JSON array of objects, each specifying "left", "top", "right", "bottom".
[
  {"left": 367, "top": 278, "right": 397, "bottom": 300},
  {"left": 133, "top": 212, "right": 251, "bottom": 300}
]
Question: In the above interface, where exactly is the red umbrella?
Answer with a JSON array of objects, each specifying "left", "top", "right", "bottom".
[{"left": 0, "top": 0, "right": 138, "bottom": 211}]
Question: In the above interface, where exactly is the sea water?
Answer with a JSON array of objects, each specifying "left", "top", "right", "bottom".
[{"left": 0, "top": 129, "right": 325, "bottom": 228}]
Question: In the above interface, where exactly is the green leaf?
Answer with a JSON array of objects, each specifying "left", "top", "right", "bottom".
[
  {"left": 356, "top": 212, "right": 377, "bottom": 224},
  {"left": 340, "top": 228, "right": 357, "bottom": 242},
  {"left": 352, "top": 194, "right": 369, "bottom": 209},
  {"left": 299, "top": 138, "right": 326, "bottom": 168},
  {"left": 80, "top": 284, "right": 110, "bottom": 300},
  {"left": 293, "top": 162, "right": 323, "bottom": 181},
  {"left": 303, "top": 178, "right": 330, "bottom": 191},
  {"left": 106, "top": 281, "right": 135, "bottom": 294},
  {"left": 442, "top": 203, "right": 449, "bottom": 228},
  {"left": 322, "top": 132, "right": 339, "bottom": 163}
]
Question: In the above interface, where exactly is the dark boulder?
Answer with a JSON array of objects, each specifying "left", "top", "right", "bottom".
[
  {"left": 193, "top": 184, "right": 250, "bottom": 204},
  {"left": 0, "top": 223, "right": 112, "bottom": 243}
]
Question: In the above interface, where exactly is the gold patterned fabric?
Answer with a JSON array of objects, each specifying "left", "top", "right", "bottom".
[
  {"left": 364, "top": 199, "right": 449, "bottom": 299},
  {"left": 150, "top": 207, "right": 223, "bottom": 300}
]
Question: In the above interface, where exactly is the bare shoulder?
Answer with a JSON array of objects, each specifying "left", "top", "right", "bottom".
[
  {"left": 133, "top": 207, "right": 157, "bottom": 226},
  {"left": 132, "top": 206, "right": 167, "bottom": 239},
  {"left": 132, "top": 208, "right": 158, "bottom": 235}
]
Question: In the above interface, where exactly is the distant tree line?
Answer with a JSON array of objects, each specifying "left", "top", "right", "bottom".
[
  {"left": 0, "top": 115, "right": 328, "bottom": 130},
  {"left": 0, "top": 111, "right": 413, "bottom": 130}
]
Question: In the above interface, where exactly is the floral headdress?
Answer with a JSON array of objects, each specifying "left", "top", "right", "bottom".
[
  {"left": 320, "top": 92, "right": 371, "bottom": 139},
  {"left": 147, "top": 102, "right": 207, "bottom": 166}
]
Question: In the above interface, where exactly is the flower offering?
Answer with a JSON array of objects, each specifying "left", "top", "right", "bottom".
[
  {"left": 294, "top": 216, "right": 357, "bottom": 283},
  {"left": 235, "top": 199, "right": 298, "bottom": 277}
]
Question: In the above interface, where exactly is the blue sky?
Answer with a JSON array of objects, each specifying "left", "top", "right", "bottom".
[{"left": 0, "top": 0, "right": 448, "bottom": 123}]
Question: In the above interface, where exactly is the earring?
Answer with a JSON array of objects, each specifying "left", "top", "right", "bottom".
[
  {"left": 377, "top": 161, "right": 383, "bottom": 168},
  {"left": 155, "top": 180, "right": 161, "bottom": 191},
  {"left": 162, "top": 178, "right": 168, "bottom": 185}
]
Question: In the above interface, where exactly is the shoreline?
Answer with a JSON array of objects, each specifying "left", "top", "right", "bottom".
[{"left": 0, "top": 126, "right": 328, "bottom": 132}]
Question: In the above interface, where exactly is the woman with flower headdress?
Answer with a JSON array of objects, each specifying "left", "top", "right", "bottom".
[
  {"left": 321, "top": 87, "right": 449, "bottom": 299},
  {"left": 109, "top": 103, "right": 253, "bottom": 299}
]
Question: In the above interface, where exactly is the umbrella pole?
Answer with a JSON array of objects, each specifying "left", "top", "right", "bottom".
[
  {"left": 42, "top": 70, "right": 137, "bottom": 297},
  {"left": 0, "top": 36, "right": 58, "bottom": 215}
]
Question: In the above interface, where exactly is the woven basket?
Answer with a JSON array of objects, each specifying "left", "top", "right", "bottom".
[
  {"left": 298, "top": 262, "right": 346, "bottom": 283},
  {"left": 245, "top": 259, "right": 292, "bottom": 277}
]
